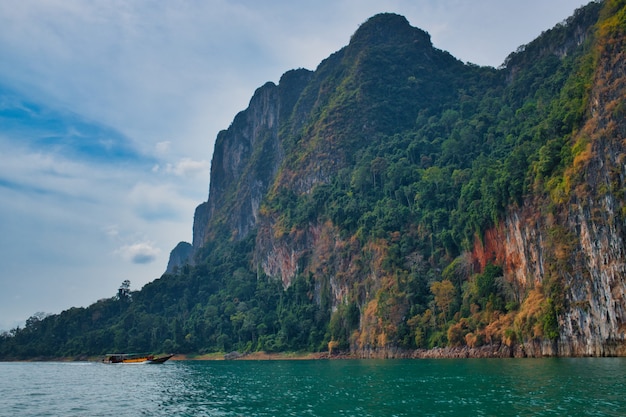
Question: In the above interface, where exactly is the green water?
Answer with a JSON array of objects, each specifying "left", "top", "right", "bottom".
[{"left": 1, "top": 358, "right": 625, "bottom": 416}]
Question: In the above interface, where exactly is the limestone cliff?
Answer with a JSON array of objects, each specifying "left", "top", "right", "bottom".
[
  {"left": 13, "top": 3, "right": 626, "bottom": 360},
  {"left": 165, "top": 241, "right": 193, "bottom": 274},
  {"left": 173, "top": 2, "right": 626, "bottom": 357},
  {"left": 470, "top": 1, "right": 626, "bottom": 356},
  {"left": 191, "top": 69, "right": 312, "bottom": 250}
]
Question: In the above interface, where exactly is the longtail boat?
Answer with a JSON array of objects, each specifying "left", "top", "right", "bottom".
[{"left": 102, "top": 353, "right": 174, "bottom": 364}]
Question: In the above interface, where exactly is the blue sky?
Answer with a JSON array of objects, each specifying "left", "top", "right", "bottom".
[{"left": 0, "top": 0, "right": 587, "bottom": 331}]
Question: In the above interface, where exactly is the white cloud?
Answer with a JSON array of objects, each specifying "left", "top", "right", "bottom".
[
  {"left": 128, "top": 181, "right": 190, "bottom": 222},
  {"left": 116, "top": 241, "right": 161, "bottom": 264},
  {"left": 155, "top": 141, "right": 171, "bottom": 155},
  {"left": 0, "top": 134, "right": 198, "bottom": 330},
  {"left": 104, "top": 225, "right": 120, "bottom": 239},
  {"left": 166, "top": 158, "right": 210, "bottom": 178}
]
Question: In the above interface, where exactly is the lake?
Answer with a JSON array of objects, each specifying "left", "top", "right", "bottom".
[{"left": 1, "top": 358, "right": 625, "bottom": 416}]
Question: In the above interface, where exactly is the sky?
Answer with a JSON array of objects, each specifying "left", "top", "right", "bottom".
[{"left": 0, "top": 0, "right": 588, "bottom": 332}]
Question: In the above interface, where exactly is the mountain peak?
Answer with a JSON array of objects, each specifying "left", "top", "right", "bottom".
[{"left": 349, "top": 13, "right": 432, "bottom": 49}]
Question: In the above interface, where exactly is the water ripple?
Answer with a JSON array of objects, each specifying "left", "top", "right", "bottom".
[{"left": 1, "top": 358, "right": 625, "bottom": 416}]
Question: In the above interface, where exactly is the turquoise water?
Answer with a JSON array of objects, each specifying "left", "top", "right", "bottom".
[{"left": 1, "top": 358, "right": 625, "bottom": 416}]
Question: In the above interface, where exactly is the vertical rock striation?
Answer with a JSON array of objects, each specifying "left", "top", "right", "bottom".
[
  {"left": 479, "top": 8, "right": 626, "bottom": 355},
  {"left": 191, "top": 69, "right": 313, "bottom": 252}
]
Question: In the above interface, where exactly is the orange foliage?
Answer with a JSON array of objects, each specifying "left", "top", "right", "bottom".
[
  {"left": 357, "top": 299, "right": 382, "bottom": 349},
  {"left": 328, "top": 339, "right": 340, "bottom": 355},
  {"left": 483, "top": 311, "right": 516, "bottom": 346},
  {"left": 514, "top": 285, "right": 547, "bottom": 339},
  {"left": 465, "top": 332, "right": 480, "bottom": 348}
]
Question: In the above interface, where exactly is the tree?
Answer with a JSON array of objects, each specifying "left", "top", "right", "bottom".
[
  {"left": 430, "top": 280, "right": 456, "bottom": 322},
  {"left": 25, "top": 312, "right": 48, "bottom": 331},
  {"left": 118, "top": 280, "right": 131, "bottom": 301}
]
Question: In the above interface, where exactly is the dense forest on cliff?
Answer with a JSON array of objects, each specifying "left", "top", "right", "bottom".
[{"left": 3, "top": 0, "right": 626, "bottom": 359}]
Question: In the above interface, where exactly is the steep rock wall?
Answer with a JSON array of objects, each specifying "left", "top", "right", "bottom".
[
  {"left": 165, "top": 242, "right": 193, "bottom": 273},
  {"left": 202, "top": 81, "right": 280, "bottom": 242},
  {"left": 179, "top": 5, "right": 626, "bottom": 357},
  {"left": 473, "top": 13, "right": 626, "bottom": 356},
  {"left": 557, "top": 18, "right": 626, "bottom": 355},
  {"left": 190, "top": 69, "right": 313, "bottom": 254}
]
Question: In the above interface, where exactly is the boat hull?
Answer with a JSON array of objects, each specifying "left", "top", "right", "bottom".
[
  {"left": 147, "top": 354, "right": 175, "bottom": 364},
  {"left": 103, "top": 353, "right": 174, "bottom": 364}
]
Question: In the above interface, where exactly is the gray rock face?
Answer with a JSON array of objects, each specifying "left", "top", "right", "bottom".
[
  {"left": 191, "top": 70, "right": 313, "bottom": 250},
  {"left": 165, "top": 242, "right": 193, "bottom": 274}
]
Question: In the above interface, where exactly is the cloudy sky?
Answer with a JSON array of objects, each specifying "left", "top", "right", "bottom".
[{"left": 0, "top": 0, "right": 587, "bottom": 331}]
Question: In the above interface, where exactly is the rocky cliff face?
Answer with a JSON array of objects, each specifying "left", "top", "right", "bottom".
[
  {"left": 172, "top": 3, "right": 626, "bottom": 357},
  {"left": 191, "top": 69, "right": 312, "bottom": 250},
  {"left": 252, "top": 13, "right": 464, "bottom": 290},
  {"left": 553, "top": 13, "right": 626, "bottom": 355},
  {"left": 193, "top": 81, "right": 280, "bottom": 247},
  {"left": 165, "top": 242, "right": 193, "bottom": 274},
  {"left": 473, "top": 5, "right": 626, "bottom": 356}
]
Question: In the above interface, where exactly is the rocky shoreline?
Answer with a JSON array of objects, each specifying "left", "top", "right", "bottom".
[
  {"left": 338, "top": 344, "right": 520, "bottom": 359},
  {"left": 8, "top": 341, "right": 626, "bottom": 362},
  {"left": 219, "top": 343, "right": 547, "bottom": 360}
]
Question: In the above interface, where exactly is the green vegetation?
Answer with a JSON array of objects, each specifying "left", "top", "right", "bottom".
[
  {"left": 2, "top": 1, "right": 622, "bottom": 359},
  {"left": 0, "top": 236, "right": 329, "bottom": 358}
]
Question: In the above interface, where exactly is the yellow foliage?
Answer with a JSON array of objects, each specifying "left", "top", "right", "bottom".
[
  {"left": 571, "top": 139, "right": 593, "bottom": 170},
  {"left": 357, "top": 299, "right": 381, "bottom": 349},
  {"left": 328, "top": 340, "right": 339, "bottom": 355},
  {"left": 483, "top": 311, "right": 516, "bottom": 345},
  {"left": 447, "top": 319, "right": 470, "bottom": 347},
  {"left": 258, "top": 204, "right": 270, "bottom": 217},
  {"left": 597, "top": 0, "right": 626, "bottom": 40},
  {"left": 377, "top": 332, "right": 388, "bottom": 347},
  {"left": 514, "top": 285, "right": 546, "bottom": 338},
  {"left": 547, "top": 177, "right": 569, "bottom": 205},
  {"left": 465, "top": 332, "right": 479, "bottom": 348},
  {"left": 430, "top": 279, "right": 456, "bottom": 320}
]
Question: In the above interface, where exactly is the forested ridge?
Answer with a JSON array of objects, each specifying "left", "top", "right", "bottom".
[{"left": 3, "top": 0, "right": 626, "bottom": 359}]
